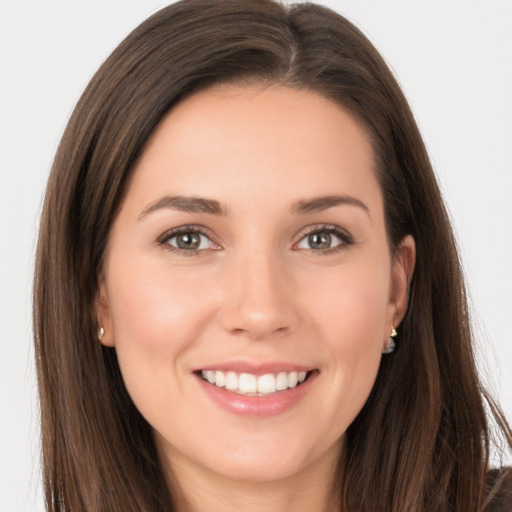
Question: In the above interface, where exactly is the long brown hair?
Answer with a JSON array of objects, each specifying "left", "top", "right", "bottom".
[{"left": 33, "top": 0, "right": 511, "bottom": 510}]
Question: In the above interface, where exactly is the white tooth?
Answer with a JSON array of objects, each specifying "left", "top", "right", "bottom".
[
  {"left": 298, "top": 371, "right": 307, "bottom": 383},
  {"left": 276, "top": 372, "right": 288, "bottom": 391},
  {"left": 206, "top": 370, "right": 216, "bottom": 384},
  {"left": 215, "top": 371, "right": 226, "bottom": 387},
  {"left": 239, "top": 373, "right": 257, "bottom": 394},
  {"left": 288, "top": 371, "right": 298, "bottom": 388},
  {"left": 257, "top": 374, "right": 276, "bottom": 394},
  {"left": 225, "top": 372, "right": 238, "bottom": 390},
  {"left": 201, "top": 370, "right": 208, "bottom": 380}
]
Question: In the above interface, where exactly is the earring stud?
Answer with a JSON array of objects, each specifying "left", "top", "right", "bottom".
[
  {"left": 383, "top": 326, "right": 397, "bottom": 354},
  {"left": 98, "top": 327, "right": 105, "bottom": 341}
]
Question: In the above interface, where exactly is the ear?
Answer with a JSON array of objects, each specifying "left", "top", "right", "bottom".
[
  {"left": 96, "top": 278, "right": 115, "bottom": 347},
  {"left": 387, "top": 234, "right": 416, "bottom": 333}
]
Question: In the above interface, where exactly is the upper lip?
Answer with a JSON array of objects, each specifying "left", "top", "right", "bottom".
[{"left": 194, "top": 361, "right": 314, "bottom": 375}]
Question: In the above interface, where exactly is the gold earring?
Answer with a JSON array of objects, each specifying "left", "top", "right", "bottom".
[
  {"left": 383, "top": 326, "right": 397, "bottom": 354},
  {"left": 98, "top": 327, "right": 105, "bottom": 341}
]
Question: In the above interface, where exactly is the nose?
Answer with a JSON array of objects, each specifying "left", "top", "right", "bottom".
[{"left": 220, "top": 249, "right": 299, "bottom": 340}]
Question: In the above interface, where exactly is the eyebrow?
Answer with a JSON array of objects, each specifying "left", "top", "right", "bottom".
[
  {"left": 138, "top": 195, "right": 227, "bottom": 219},
  {"left": 291, "top": 195, "right": 370, "bottom": 215},
  {"left": 138, "top": 193, "right": 369, "bottom": 220}
]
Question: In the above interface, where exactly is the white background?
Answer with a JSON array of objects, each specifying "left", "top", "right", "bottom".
[{"left": 1, "top": 1, "right": 511, "bottom": 510}]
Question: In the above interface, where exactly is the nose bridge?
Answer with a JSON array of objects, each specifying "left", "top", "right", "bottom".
[{"left": 221, "top": 242, "right": 297, "bottom": 339}]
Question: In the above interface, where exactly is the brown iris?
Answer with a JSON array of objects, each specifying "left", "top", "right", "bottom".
[
  {"left": 176, "top": 232, "right": 201, "bottom": 250},
  {"left": 308, "top": 232, "right": 332, "bottom": 250}
]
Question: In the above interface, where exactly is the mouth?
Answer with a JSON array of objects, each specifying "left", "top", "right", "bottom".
[
  {"left": 195, "top": 369, "right": 314, "bottom": 397},
  {"left": 194, "top": 364, "right": 318, "bottom": 417}
]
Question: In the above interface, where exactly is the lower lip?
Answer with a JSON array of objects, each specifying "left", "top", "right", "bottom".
[{"left": 196, "top": 372, "right": 317, "bottom": 418}]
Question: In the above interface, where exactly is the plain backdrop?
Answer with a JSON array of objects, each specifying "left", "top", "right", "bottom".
[{"left": 1, "top": 1, "right": 511, "bottom": 510}]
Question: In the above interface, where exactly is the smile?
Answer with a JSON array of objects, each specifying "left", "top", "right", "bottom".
[
  {"left": 195, "top": 363, "right": 318, "bottom": 417},
  {"left": 199, "top": 370, "right": 309, "bottom": 396}
]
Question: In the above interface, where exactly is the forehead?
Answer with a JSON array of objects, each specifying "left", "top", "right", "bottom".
[{"left": 123, "top": 84, "right": 381, "bottom": 217}]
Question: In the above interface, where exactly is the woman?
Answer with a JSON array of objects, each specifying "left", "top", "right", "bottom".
[{"left": 33, "top": 0, "right": 511, "bottom": 510}]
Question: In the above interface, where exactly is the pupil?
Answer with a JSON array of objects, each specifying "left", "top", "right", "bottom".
[
  {"left": 177, "top": 233, "right": 200, "bottom": 250},
  {"left": 309, "top": 232, "right": 331, "bottom": 249}
]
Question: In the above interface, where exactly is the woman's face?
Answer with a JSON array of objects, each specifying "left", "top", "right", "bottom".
[{"left": 98, "top": 85, "right": 414, "bottom": 485}]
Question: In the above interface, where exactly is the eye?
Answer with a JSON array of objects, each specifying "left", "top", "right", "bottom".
[
  {"left": 295, "top": 226, "right": 352, "bottom": 251},
  {"left": 158, "top": 227, "right": 219, "bottom": 253}
]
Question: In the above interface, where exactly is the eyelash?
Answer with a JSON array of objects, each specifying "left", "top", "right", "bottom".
[
  {"left": 294, "top": 224, "right": 354, "bottom": 254},
  {"left": 157, "top": 224, "right": 354, "bottom": 255},
  {"left": 157, "top": 225, "right": 218, "bottom": 256}
]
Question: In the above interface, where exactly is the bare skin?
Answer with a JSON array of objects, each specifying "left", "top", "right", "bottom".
[{"left": 98, "top": 84, "right": 415, "bottom": 512}]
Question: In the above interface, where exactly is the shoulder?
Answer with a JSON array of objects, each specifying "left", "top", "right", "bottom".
[{"left": 485, "top": 468, "right": 512, "bottom": 512}]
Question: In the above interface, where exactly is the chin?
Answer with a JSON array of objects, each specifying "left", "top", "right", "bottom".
[{"left": 159, "top": 425, "right": 344, "bottom": 486}]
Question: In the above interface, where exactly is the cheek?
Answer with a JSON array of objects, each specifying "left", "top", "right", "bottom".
[
  {"left": 108, "top": 259, "right": 213, "bottom": 345},
  {"left": 105, "top": 261, "right": 216, "bottom": 396},
  {"left": 308, "top": 261, "right": 390, "bottom": 414},
  {"left": 310, "top": 257, "right": 391, "bottom": 341}
]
